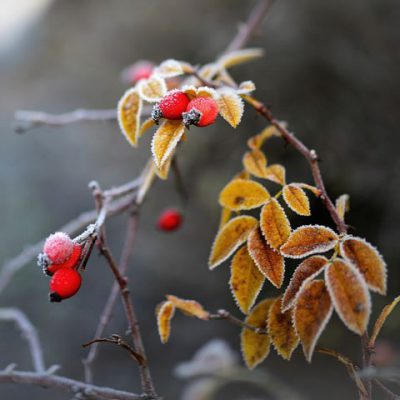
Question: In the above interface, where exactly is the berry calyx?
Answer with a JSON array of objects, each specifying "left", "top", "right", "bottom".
[
  {"left": 152, "top": 90, "right": 190, "bottom": 123},
  {"left": 158, "top": 209, "right": 183, "bottom": 232},
  {"left": 49, "top": 268, "right": 82, "bottom": 302},
  {"left": 43, "top": 232, "right": 74, "bottom": 264},
  {"left": 182, "top": 96, "right": 219, "bottom": 127},
  {"left": 46, "top": 244, "right": 82, "bottom": 276}
]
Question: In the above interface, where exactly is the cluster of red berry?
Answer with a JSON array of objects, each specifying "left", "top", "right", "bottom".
[
  {"left": 38, "top": 232, "right": 83, "bottom": 302},
  {"left": 152, "top": 90, "right": 219, "bottom": 128}
]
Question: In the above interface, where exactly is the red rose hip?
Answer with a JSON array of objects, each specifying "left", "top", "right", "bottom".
[
  {"left": 43, "top": 232, "right": 74, "bottom": 264},
  {"left": 152, "top": 90, "right": 190, "bottom": 123},
  {"left": 49, "top": 268, "right": 82, "bottom": 302},
  {"left": 183, "top": 96, "right": 219, "bottom": 127},
  {"left": 46, "top": 244, "right": 82, "bottom": 276},
  {"left": 158, "top": 209, "right": 183, "bottom": 232}
]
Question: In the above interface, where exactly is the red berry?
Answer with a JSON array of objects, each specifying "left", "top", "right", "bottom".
[
  {"left": 43, "top": 232, "right": 74, "bottom": 264},
  {"left": 152, "top": 90, "right": 190, "bottom": 123},
  {"left": 158, "top": 209, "right": 183, "bottom": 232},
  {"left": 49, "top": 269, "right": 82, "bottom": 302},
  {"left": 46, "top": 244, "right": 82, "bottom": 276},
  {"left": 123, "top": 61, "right": 154, "bottom": 84},
  {"left": 183, "top": 96, "right": 219, "bottom": 127}
]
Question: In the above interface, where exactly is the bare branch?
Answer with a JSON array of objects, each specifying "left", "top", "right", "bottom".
[
  {"left": 0, "top": 308, "right": 45, "bottom": 373},
  {"left": 0, "top": 370, "right": 146, "bottom": 400},
  {"left": 209, "top": 309, "right": 267, "bottom": 334}
]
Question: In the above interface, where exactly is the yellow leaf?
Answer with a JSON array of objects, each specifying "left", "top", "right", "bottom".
[
  {"left": 217, "top": 89, "right": 244, "bottom": 128},
  {"left": 282, "top": 184, "right": 311, "bottom": 216},
  {"left": 281, "top": 255, "right": 329, "bottom": 312},
  {"left": 370, "top": 295, "right": 400, "bottom": 347},
  {"left": 264, "top": 164, "right": 286, "bottom": 185},
  {"left": 154, "top": 154, "right": 173, "bottom": 180},
  {"left": 151, "top": 120, "right": 185, "bottom": 168},
  {"left": 247, "top": 125, "right": 280, "bottom": 150},
  {"left": 117, "top": 88, "right": 142, "bottom": 147},
  {"left": 218, "top": 48, "right": 264, "bottom": 69},
  {"left": 335, "top": 194, "right": 350, "bottom": 220},
  {"left": 296, "top": 183, "right": 321, "bottom": 197},
  {"left": 280, "top": 225, "right": 339, "bottom": 259},
  {"left": 247, "top": 227, "right": 285, "bottom": 288},
  {"left": 137, "top": 74, "right": 167, "bottom": 102},
  {"left": 219, "top": 179, "right": 270, "bottom": 211},
  {"left": 197, "top": 86, "right": 218, "bottom": 98},
  {"left": 260, "top": 198, "right": 291, "bottom": 250},
  {"left": 219, "top": 207, "right": 232, "bottom": 230},
  {"left": 340, "top": 235, "right": 386, "bottom": 295},
  {"left": 156, "top": 301, "right": 175, "bottom": 344},
  {"left": 241, "top": 299, "right": 274, "bottom": 369},
  {"left": 230, "top": 245, "right": 265, "bottom": 314},
  {"left": 209, "top": 215, "right": 258, "bottom": 270},
  {"left": 268, "top": 297, "right": 299, "bottom": 360},
  {"left": 294, "top": 280, "right": 333, "bottom": 362},
  {"left": 237, "top": 80, "right": 256, "bottom": 95},
  {"left": 325, "top": 258, "right": 371, "bottom": 335},
  {"left": 166, "top": 295, "right": 209, "bottom": 320},
  {"left": 154, "top": 59, "right": 184, "bottom": 78},
  {"left": 139, "top": 117, "right": 156, "bottom": 138},
  {"left": 242, "top": 149, "right": 268, "bottom": 178}
]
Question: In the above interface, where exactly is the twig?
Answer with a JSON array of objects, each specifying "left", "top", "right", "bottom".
[
  {"left": 82, "top": 335, "right": 145, "bottom": 366},
  {"left": 82, "top": 211, "right": 139, "bottom": 383},
  {"left": 0, "top": 308, "right": 45, "bottom": 373},
  {"left": 0, "top": 370, "right": 146, "bottom": 400},
  {"left": 373, "top": 379, "right": 400, "bottom": 400},
  {"left": 209, "top": 309, "right": 267, "bottom": 334}
]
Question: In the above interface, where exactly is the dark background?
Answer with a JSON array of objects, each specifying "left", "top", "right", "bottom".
[{"left": 0, "top": 0, "right": 399, "bottom": 399}]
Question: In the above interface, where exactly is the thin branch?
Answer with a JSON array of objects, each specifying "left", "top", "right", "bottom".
[
  {"left": 0, "top": 370, "right": 146, "bottom": 400},
  {"left": 373, "top": 379, "right": 400, "bottom": 400},
  {"left": 0, "top": 308, "right": 45, "bottom": 373},
  {"left": 209, "top": 309, "right": 267, "bottom": 334}
]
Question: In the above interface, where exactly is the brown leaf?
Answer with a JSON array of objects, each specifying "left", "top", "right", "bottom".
[
  {"left": 137, "top": 74, "right": 167, "bottom": 102},
  {"left": 151, "top": 120, "right": 185, "bottom": 168},
  {"left": 242, "top": 149, "right": 269, "bottom": 178},
  {"left": 156, "top": 301, "right": 175, "bottom": 344},
  {"left": 241, "top": 298, "right": 274, "bottom": 369},
  {"left": 268, "top": 297, "right": 299, "bottom": 360},
  {"left": 247, "top": 125, "right": 280, "bottom": 150},
  {"left": 217, "top": 88, "right": 244, "bottom": 128},
  {"left": 117, "top": 88, "right": 142, "bottom": 147},
  {"left": 282, "top": 256, "right": 329, "bottom": 312},
  {"left": 209, "top": 215, "right": 258, "bottom": 270},
  {"left": 247, "top": 227, "right": 285, "bottom": 288},
  {"left": 370, "top": 295, "right": 400, "bottom": 347},
  {"left": 294, "top": 280, "right": 333, "bottom": 362},
  {"left": 264, "top": 164, "right": 286, "bottom": 185},
  {"left": 260, "top": 198, "right": 291, "bottom": 250},
  {"left": 166, "top": 295, "right": 209, "bottom": 320},
  {"left": 335, "top": 194, "right": 350, "bottom": 220},
  {"left": 230, "top": 246, "right": 265, "bottom": 314},
  {"left": 340, "top": 235, "right": 387, "bottom": 295},
  {"left": 280, "top": 225, "right": 339, "bottom": 259},
  {"left": 282, "top": 184, "right": 311, "bottom": 216},
  {"left": 325, "top": 258, "right": 371, "bottom": 335},
  {"left": 219, "top": 179, "right": 270, "bottom": 211}
]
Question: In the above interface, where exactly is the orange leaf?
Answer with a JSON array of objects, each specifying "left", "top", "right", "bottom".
[
  {"left": 217, "top": 88, "right": 244, "bottom": 128},
  {"left": 242, "top": 149, "right": 268, "bottom": 178},
  {"left": 219, "top": 179, "right": 270, "bottom": 211},
  {"left": 340, "top": 236, "right": 387, "bottom": 295},
  {"left": 137, "top": 74, "right": 167, "bottom": 102},
  {"left": 151, "top": 120, "right": 185, "bottom": 168},
  {"left": 209, "top": 215, "right": 258, "bottom": 270},
  {"left": 281, "top": 255, "right": 329, "bottom": 312},
  {"left": 247, "top": 227, "right": 285, "bottom": 288},
  {"left": 117, "top": 88, "right": 142, "bottom": 147},
  {"left": 240, "top": 299, "right": 274, "bottom": 369},
  {"left": 260, "top": 198, "right": 291, "bottom": 250},
  {"left": 282, "top": 184, "right": 311, "bottom": 216},
  {"left": 296, "top": 183, "right": 321, "bottom": 197},
  {"left": 264, "top": 164, "right": 286, "bottom": 185},
  {"left": 280, "top": 225, "right": 339, "bottom": 259},
  {"left": 247, "top": 125, "right": 280, "bottom": 150},
  {"left": 156, "top": 301, "right": 175, "bottom": 344},
  {"left": 166, "top": 295, "right": 209, "bottom": 320},
  {"left": 230, "top": 246, "right": 265, "bottom": 314},
  {"left": 294, "top": 279, "right": 333, "bottom": 362},
  {"left": 335, "top": 194, "right": 350, "bottom": 220},
  {"left": 268, "top": 297, "right": 299, "bottom": 360},
  {"left": 325, "top": 258, "right": 371, "bottom": 335},
  {"left": 219, "top": 207, "right": 232, "bottom": 230}
]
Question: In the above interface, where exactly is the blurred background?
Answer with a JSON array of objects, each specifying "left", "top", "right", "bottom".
[{"left": 1, "top": 0, "right": 399, "bottom": 399}]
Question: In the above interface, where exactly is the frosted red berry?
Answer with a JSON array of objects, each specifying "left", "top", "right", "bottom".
[
  {"left": 46, "top": 244, "right": 82, "bottom": 276},
  {"left": 43, "top": 232, "right": 74, "bottom": 264},
  {"left": 152, "top": 90, "right": 190, "bottom": 123},
  {"left": 49, "top": 268, "right": 82, "bottom": 302},
  {"left": 123, "top": 61, "right": 154, "bottom": 84},
  {"left": 158, "top": 209, "right": 183, "bottom": 232},
  {"left": 183, "top": 96, "right": 219, "bottom": 127}
]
